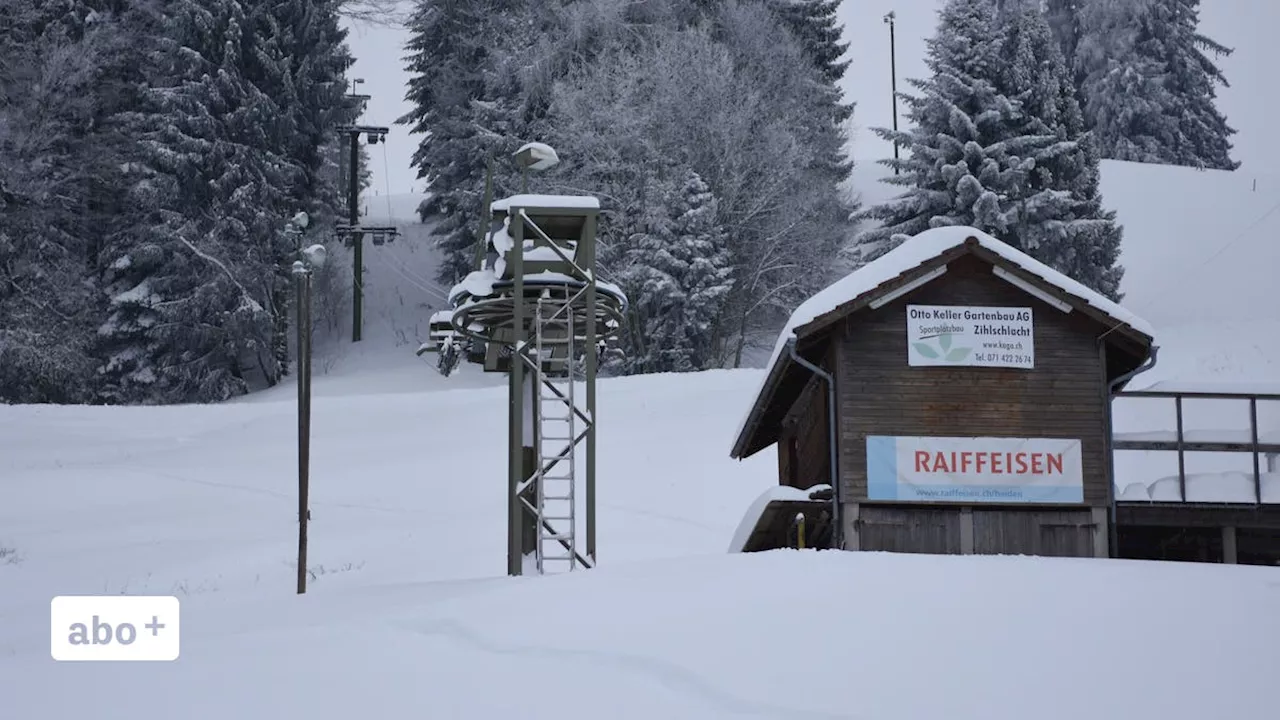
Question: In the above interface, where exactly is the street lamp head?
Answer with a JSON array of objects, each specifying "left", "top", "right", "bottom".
[
  {"left": 884, "top": 10, "right": 895, "bottom": 22},
  {"left": 302, "top": 244, "right": 328, "bottom": 268},
  {"left": 514, "top": 142, "right": 560, "bottom": 172}
]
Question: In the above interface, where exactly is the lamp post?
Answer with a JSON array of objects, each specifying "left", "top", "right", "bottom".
[
  {"left": 287, "top": 212, "right": 328, "bottom": 594},
  {"left": 884, "top": 11, "right": 900, "bottom": 174}
]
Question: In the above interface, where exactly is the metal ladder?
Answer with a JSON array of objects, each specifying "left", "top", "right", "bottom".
[{"left": 532, "top": 291, "right": 578, "bottom": 573}]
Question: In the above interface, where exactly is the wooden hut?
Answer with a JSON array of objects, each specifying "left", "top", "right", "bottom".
[{"left": 729, "top": 226, "right": 1157, "bottom": 558}]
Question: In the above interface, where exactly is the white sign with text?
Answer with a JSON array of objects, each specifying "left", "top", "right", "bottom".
[
  {"left": 866, "top": 435, "right": 1084, "bottom": 504},
  {"left": 906, "top": 305, "right": 1034, "bottom": 369}
]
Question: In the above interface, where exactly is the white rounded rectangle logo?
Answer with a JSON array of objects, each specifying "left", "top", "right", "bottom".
[{"left": 50, "top": 595, "right": 180, "bottom": 661}]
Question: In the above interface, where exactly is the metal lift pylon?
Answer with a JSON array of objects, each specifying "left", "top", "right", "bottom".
[{"left": 422, "top": 177, "right": 627, "bottom": 577}]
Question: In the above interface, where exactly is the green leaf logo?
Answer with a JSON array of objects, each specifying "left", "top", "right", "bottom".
[
  {"left": 946, "top": 347, "right": 971, "bottom": 362},
  {"left": 939, "top": 333, "right": 952, "bottom": 352},
  {"left": 913, "top": 342, "right": 939, "bottom": 359}
]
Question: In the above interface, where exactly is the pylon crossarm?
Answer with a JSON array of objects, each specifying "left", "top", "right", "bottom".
[{"left": 517, "top": 210, "right": 590, "bottom": 279}]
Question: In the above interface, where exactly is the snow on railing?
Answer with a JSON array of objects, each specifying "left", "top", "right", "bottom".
[{"left": 1112, "top": 385, "right": 1280, "bottom": 504}]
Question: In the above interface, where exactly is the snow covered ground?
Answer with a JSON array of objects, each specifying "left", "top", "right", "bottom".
[{"left": 4, "top": 550, "right": 1277, "bottom": 719}]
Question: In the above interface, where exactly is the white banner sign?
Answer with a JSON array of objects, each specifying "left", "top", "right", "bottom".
[
  {"left": 906, "top": 305, "right": 1034, "bottom": 369},
  {"left": 866, "top": 435, "right": 1084, "bottom": 504}
]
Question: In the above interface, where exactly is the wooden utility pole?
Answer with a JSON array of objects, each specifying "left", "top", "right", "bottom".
[
  {"left": 335, "top": 121, "right": 398, "bottom": 342},
  {"left": 348, "top": 133, "right": 363, "bottom": 342}
]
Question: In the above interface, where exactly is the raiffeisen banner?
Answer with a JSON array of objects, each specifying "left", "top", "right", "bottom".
[{"left": 866, "top": 435, "right": 1084, "bottom": 504}]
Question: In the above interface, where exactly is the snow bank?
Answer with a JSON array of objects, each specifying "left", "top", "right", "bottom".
[
  {"left": 1118, "top": 482, "right": 1153, "bottom": 501},
  {"left": 3, "top": 551, "right": 1276, "bottom": 719},
  {"left": 727, "top": 484, "right": 830, "bottom": 553},
  {"left": 1145, "top": 471, "right": 1280, "bottom": 504},
  {"left": 733, "top": 225, "right": 1154, "bottom": 454},
  {"left": 1102, "top": 161, "right": 1280, "bottom": 329}
]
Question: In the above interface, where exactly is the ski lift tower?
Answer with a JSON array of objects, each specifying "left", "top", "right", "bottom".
[{"left": 421, "top": 143, "right": 627, "bottom": 576}]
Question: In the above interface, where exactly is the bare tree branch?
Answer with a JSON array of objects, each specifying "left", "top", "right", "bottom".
[{"left": 340, "top": 0, "right": 413, "bottom": 27}]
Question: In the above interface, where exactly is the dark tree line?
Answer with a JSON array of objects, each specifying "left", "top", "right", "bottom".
[
  {"left": 400, "top": 0, "right": 858, "bottom": 372},
  {"left": 0, "top": 0, "right": 357, "bottom": 403},
  {"left": 1, "top": 0, "right": 1241, "bottom": 402}
]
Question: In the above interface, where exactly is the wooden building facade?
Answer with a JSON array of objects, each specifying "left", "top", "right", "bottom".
[{"left": 731, "top": 230, "right": 1157, "bottom": 559}]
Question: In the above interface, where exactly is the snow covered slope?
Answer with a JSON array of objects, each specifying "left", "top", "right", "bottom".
[
  {"left": 3, "top": 548, "right": 1276, "bottom": 718},
  {"left": 0, "top": 370, "right": 777, "bottom": 612}
]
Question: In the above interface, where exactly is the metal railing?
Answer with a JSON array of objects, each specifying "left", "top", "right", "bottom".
[{"left": 1113, "top": 389, "right": 1280, "bottom": 504}]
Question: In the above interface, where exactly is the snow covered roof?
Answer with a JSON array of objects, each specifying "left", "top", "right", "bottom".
[
  {"left": 491, "top": 194, "right": 599, "bottom": 212},
  {"left": 730, "top": 225, "right": 1157, "bottom": 460}
]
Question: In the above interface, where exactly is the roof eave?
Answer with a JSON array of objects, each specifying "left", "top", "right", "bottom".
[
  {"left": 730, "top": 349, "right": 795, "bottom": 460},
  {"left": 966, "top": 244, "right": 1155, "bottom": 352},
  {"left": 793, "top": 246, "right": 967, "bottom": 342}
]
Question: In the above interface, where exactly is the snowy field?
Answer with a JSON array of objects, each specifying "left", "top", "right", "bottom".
[
  {"left": 4, "top": 550, "right": 1278, "bottom": 719},
  {"left": 1, "top": 2, "right": 1278, "bottom": 717}
]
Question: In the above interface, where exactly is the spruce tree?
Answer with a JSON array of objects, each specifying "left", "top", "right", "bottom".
[
  {"left": 616, "top": 169, "right": 734, "bottom": 373},
  {"left": 243, "top": 0, "right": 355, "bottom": 377},
  {"left": 852, "top": 0, "right": 1124, "bottom": 300},
  {"left": 398, "top": 0, "right": 526, "bottom": 285},
  {"left": 0, "top": 0, "right": 141, "bottom": 402},
  {"left": 765, "top": 0, "right": 850, "bottom": 88},
  {"left": 99, "top": 0, "right": 300, "bottom": 402},
  {"left": 851, "top": 0, "right": 1039, "bottom": 260},
  {"left": 995, "top": 1, "right": 1124, "bottom": 299},
  {"left": 1044, "top": 0, "right": 1083, "bottom": 76},
  {"left": 1074, "top": 0, "right": 1238, "bottom": 170}
]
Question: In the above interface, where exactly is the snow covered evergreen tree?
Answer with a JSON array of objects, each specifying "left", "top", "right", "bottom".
[
  {"left": 398, "top": 0, "right": 528, "bottom": 285},
  {"left": 994, "top": 0, "right": 1123, "bottom": 299},
  {"left": 548, "top": 6, "right": 852, "bottom": 369},
  {"left": 1074, "top": 0, "right": 1238, "bottom": 170},
  {"left": 1044, "top": 0, "right": 1083, "bottom": 75},
  {"left": 851, "top": 0, "right": 1124, "bottom": 299},
  {"left": 98, "top": 0, "right": 306, "bottom": 402},
  {"left": 615, "top": 169, "right": 734, "bottom": 373},
  {"left": 850, "top": 0, "right": 1031, "bottom": 259},
  {"left": 765, "top": 0, "right": 850, "bottom": 87},
  {"left": 242, "top": 0, "right": 355, "bottom": 377},
  {"left": 0, "top": 0, "right": 142, "bottom": 402},
  {"left": 1, "top": 0, "right": 354, "bottom": 403}
]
